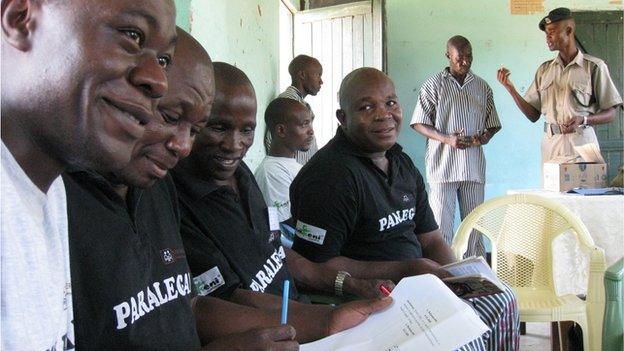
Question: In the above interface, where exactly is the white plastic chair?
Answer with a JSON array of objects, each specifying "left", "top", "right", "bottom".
[{"left": 452, "top": 194, "right": 606, "bottom": 351}]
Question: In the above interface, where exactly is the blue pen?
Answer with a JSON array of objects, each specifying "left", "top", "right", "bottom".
[{"left": 281, "top": 280, "right": 290, "bottom": 324}]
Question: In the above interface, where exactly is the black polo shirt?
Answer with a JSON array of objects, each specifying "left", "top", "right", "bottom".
[
  {"left": 64, "top": 170, "right": 200, "bottom": 351},
  {"left": 171, "top": 162, "right": 297, "bottom": 300},
  {"left": 290, "top": 128, "right": 439, "bottom": 263}
]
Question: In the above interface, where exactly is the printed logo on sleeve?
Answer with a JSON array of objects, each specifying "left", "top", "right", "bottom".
[
  {"left": 161, "top": 249, "right": 174, "bottom": 263},
  {"left": 160, "top": 247, "right": 186, "bottom": 265},
  {"left": 295, "top": 220, "right": 326, "bottom": 245},
  {"left": 193, "top": 266, "right": 225, "bottom": 296}
]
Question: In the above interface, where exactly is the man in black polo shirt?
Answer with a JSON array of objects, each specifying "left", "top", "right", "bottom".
[
  {"left": 173, "top": 62, "right": 394, "bottom": 343},
  {"left": 66, "top": 30, "right": 301, "bottom": 351},
  {"left": 290, "top": 67, "right": 520, "bottom": 350}
]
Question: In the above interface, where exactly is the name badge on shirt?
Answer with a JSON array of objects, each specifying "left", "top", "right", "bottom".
[
  {"left": 193, "top": 266, "right": 225, "bottom": 296},
  {"left": 267, "top": 206, "right": 280, "bottom": 231},
  {"left": 295, "top": 220, "right": 327, "bottom": 245}
]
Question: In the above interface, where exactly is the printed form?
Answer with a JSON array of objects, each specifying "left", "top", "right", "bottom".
[{"left": 301, "top": 274, "right": 489, "bottom": 351}]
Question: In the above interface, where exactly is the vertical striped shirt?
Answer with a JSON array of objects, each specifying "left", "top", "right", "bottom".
[
  {"left": 263, "top": 86, "right": 318, "bottom": 165},
  {"left": 411, "top": 69, "right": 501, "bottom": 183}
]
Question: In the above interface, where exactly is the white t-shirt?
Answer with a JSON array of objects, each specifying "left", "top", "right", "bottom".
[
  {"left": 1, "top": 141, "right": 75, "bottom": 350},
  {"left": 254, "top": 156, "right": 302, "bottom": 222}
]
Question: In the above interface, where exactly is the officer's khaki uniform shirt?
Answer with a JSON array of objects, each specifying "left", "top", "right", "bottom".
[{"left": 524, "top": 51, "right": 622, "bottom": 164}]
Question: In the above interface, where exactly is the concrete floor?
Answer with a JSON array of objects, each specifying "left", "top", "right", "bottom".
[{"left": 520, "top": 323, "right": 552, "bottom": 351}]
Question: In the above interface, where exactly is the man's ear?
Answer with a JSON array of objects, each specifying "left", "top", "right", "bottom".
[
  {"left": 565, "top": 24, "right": 573, "bottom": 36},
  {"left": 2, "top": 0, "right": 37, "bottom": 51},
  {"left": 276, "top": 123, "right": 287, "bottom": 138},
  {"left": 297, "top": 70, "right": 306, "bottom": 81},
  {"left": 336, "top": 109, "right": 346, "bottom": 125}
]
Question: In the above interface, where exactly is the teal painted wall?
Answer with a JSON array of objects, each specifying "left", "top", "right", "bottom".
[
  {"left": 174, "top": 0, "right": 192, "bottom": 32},
  {"left": 386, "top": 0, "right": 623, "bottom": 200},
  {"left": 175, "top": 0, "right": 280, "bottom": 169}
]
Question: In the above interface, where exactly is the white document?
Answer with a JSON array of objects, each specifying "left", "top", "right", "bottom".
[
  {"left": 301, "top": 274, "right": 489, "bottom": 351},
  {"left": 267, "top": 206, "right": 280, "bottom": 231},
  {"left": 571, "top": 127, "right": 605, "bottom": 163}
]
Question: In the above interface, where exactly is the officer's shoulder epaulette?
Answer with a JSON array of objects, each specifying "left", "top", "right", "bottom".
[
  {"left": 582, "top": 53, "right": 606, "bottom": 66},
  {"left": 539, "top": 59, "right": 555, "bottom": 68}
]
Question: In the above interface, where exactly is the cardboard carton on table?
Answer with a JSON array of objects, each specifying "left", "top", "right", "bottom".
[{"left": 543, "top": 141, "right": 607, "bottom": 192}]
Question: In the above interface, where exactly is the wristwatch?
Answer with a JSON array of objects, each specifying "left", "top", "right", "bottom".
[
  {"left": 334, "top": 271, "right": 351, "bottom": 296},
  {"left": 583, "top": 115, "right": 589, "bottom": 126}
]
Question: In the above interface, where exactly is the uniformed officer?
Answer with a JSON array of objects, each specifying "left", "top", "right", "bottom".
[{"left": 497, "top": 7, "right": 622, "bottom": 165}]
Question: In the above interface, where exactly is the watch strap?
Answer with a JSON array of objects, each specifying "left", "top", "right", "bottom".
[{"left": 334, "top": 271, "right": 351, "bottom": 296}]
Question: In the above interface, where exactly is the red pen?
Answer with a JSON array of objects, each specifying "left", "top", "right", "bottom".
[{"left": 379, "top": 284, "right": 391, "bottom": 297}]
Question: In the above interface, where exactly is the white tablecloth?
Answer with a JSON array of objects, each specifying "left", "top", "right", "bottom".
[{"left": 507, "top": 189, "right": 624, "bottom": 295}]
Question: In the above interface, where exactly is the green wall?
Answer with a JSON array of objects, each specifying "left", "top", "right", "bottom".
[
  {"left": 386, "top": 0, "right": 623, "bottom": 199},
  {"left": 175, "top": 0, "right": 280, "bottom": 169},
  {"left": 174, "top": 0, "right": 192, "bottom": 32}
]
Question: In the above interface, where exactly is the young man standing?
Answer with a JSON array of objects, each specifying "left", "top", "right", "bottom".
[
  {"left": 497, "top": 8, "right": 622, "bottom": 165},
  {"left": 1, "top": 0, "right": 176, "bottom": 349},
  {"left": 265, "top": 55, "right": 323, "bottom": 165},
  {"left": 255, "top": 98, "right": 314, "bottom": 227}
]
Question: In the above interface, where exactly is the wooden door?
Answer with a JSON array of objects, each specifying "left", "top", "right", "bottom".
[
  {"left": 292, "top": 0, "right": 383, "bottom": 147},
  {"left": 574, "top": 11, "right": 624, "bottom": 181}
]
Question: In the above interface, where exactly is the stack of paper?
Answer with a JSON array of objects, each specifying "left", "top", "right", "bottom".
[
  {"left": 301, "top": 274, "right": 489, "bottom": 351},
  {"left": 573, "top": 143, "right": 605, "bottom": 163}
]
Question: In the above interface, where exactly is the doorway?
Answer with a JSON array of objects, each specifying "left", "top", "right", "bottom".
[
  {"left": 279, "top": 0, "right": 383, "bottom": 148},
  {"left": 574, "top": 10, "right": 624, "bottom": 181}
]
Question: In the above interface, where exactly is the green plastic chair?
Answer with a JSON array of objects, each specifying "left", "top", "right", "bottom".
[{"left": 603, "top": 258, "right": 623, "bottom": 351}]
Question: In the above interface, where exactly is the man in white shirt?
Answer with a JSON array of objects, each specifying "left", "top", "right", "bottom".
[
  {"left": 1, "top": 0, "right": 176, "bottom": 349},
  {"left": 255, "top": 98, "right": 314, "bottom": 244}
]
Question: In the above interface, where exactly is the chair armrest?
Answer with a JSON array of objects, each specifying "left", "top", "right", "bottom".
[{"left": 586, "top": 246, "right": 606, "bottom": 351}]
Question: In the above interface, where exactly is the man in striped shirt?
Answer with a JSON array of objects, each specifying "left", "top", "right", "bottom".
[
  {"left": 411, "top": 35, "right": 501, "bottom": 258},
  {"left": 265, "top": 55, "right": 323, "bottom": 165}
]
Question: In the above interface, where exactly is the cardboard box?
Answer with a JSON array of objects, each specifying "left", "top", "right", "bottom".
[{"left": 543, "top": 156, "right": 607, "bottom": 192}]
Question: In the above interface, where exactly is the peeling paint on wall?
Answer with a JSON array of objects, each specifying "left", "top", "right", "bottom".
[
  {"left": 510, "top": 0, "right": 544, "bottom": 14},
  {"left": 189, "top": 10, "right": 194, "bottom": 33}
]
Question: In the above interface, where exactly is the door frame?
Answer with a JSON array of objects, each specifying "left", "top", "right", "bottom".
[
  {"left": 293, "top": 0, "right": 383, "bottom": 70},
  {"left": 574, "top": 10, "right": 624, "bottom": 180}
]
